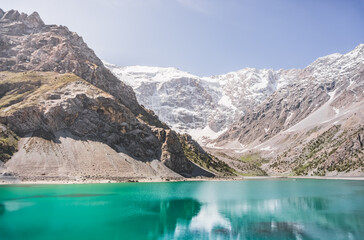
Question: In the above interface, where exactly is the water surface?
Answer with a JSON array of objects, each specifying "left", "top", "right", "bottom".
[{"left": 0, "top": 179, "right": 363, "bottom": 239}]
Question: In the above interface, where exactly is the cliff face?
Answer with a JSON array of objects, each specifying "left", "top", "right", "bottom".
[{"left": 0, "top": 9, "right": 217, "bottom": 180}]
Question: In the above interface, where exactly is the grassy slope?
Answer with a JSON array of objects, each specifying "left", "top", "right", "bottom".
[
  {"left": 238, "top": 153, "right": 269, "bottom": 176},
  {"left": 270, "top": 125, "right": 364, "bottom": 176},
  {"left": 179, "top": 135, "right": 236, "bottom": 176},
  {"left": 0, "top": 126, "right": 19, "bottom": 162},
  {"left": 0, "top": 71, "right": 87, "bottom": 162},
  {"left": 0, "top": 71, "right": 84, "bottom": 114}
]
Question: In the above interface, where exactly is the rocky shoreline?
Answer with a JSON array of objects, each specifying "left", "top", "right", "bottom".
[{"left": 1, "top": 175, "right": 363, "bottom": 185}]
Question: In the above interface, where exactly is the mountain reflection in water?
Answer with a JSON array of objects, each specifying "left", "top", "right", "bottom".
[
  {"left": 157, "top": 196, "right": 353, "bottom": 240},
  {"left": 0, "top": 179, "right": 363, "bottom": 240}
]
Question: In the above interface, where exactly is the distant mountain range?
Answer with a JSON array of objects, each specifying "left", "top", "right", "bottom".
[
  {"left": 106, "top": 44, "right": 364, "bottom": 176},
  {"left": 104, "top": 63, "right": 284, "bottom": 143}
]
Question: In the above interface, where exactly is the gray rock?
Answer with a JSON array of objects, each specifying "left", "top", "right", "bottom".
[{"left": 24, "top": 12, "right": 44, "bottom": 28}]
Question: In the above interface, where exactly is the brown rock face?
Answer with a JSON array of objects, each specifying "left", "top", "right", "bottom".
[
  {"left": 0, "top": 8, "right": 147, "bottom": 117},
  {"left": 0, "top": 9, "right": 211, "bottom": 178},
  {"left": 0, "top": 72, "right": 161, "bottom": 161},
  {"left": 217, "top": 83, "right": 331, "bottom": 145},
  {"left": 154, "top": 128, "right": 193, "bottom": 175}
]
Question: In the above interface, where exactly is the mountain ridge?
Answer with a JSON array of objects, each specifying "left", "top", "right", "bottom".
[
  {"left": 105, "top": 44, "right": 363, "bottom": 143},
  {"left": 106, "top": 44, "right": 364, "bottom": 176},
  {"left": 0, "top": 8, "right": 233, "bottom": 182}
]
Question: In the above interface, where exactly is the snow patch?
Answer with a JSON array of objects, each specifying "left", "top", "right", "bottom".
[
  {"left": 260, "top": 146, "right": 275, "bottom": 151},
  {"left": 284, "top": 112, "right": 293, "bottom": 126},
  {"left": 188, "top": 126, "right": 226, "bottom": 143},
  {"left": 287, "top": 90, "right": 338, "bottom": 132},
  {"left": 218, "top": 95, "right": 236, "bottom": 109}
]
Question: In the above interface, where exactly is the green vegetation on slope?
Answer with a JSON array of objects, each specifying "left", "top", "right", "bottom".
[
  {"left": 291, "top": 125, "right": 364, "bottom": 176},
  {"left": 179, "top": 135, "right": 236, "bottom": 176},
  {"left": 0, "top": 125, "right": 19, "bottom": 162},
  {"left": 0, "top": 71, "right": 83, "bottom": 114},
  {"left": 238, "top": 153, "right": 269, "bottom": 176},
  {"left": 293, "top": 125, "right": 340, "bottom": 175}
]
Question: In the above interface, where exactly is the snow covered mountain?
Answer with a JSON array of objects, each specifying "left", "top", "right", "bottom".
[
  {"left": 105, "top": 45, "right": 363, "bottom": 144},
  {"left": 216, "top": 43, "right": 364, "bottom": 147},
  {"left": 104, "top": 63, "right": 292, "bottom": 142},
  {"left": 105, "top": 44, "right": 364, "bottom": 176}
]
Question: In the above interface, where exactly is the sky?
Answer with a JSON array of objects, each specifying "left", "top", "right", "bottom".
[{"left": 1, "top": 0, "right": 364, "bottom": 76}]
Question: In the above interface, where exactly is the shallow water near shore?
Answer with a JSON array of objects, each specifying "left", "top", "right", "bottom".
[{"left": 0, "top": 179, "right": 363, "bottom": 240}]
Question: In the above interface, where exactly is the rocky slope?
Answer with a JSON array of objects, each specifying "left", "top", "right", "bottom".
[
  {"left": 0, "top": 9, "right": 232, "bottom": 181},
  {"left": 216, "top": 45, "right": 364, "bottom": 145},
  {"left": 214, "top": 44, "right": 364, "bottom": 176},
  {"left": 106, "top": 45, "right": 364, "bottom": 176}
]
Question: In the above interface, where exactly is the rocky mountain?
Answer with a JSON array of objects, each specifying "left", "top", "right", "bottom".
[
  {"left": 216, "top": 45, "right": 364, "bottom": 146},
  {"left": 1, "top": 8, "right": 361, "bottom": 178},
  {"left": 0, "top": 9, "right": 233, "bottom": 182},
  {"left": 106, "top": 45, "right": 364, "bottom": 176},
  {"left": 215, "top": 44, "right": 364, "bottom": 176},
  {"left": 104, "top": 63, "right": 291, "bottom": 143}
]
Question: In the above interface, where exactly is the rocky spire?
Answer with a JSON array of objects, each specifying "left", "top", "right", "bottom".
[
  {"left": 24, "top": 11, "right": 44, "bottom": 28},
  {"left": 0, "top": 9, "right": 44, "bottom": 28},
  {"left": 1, "top": 9, "right": 20, "bottom": 21}
]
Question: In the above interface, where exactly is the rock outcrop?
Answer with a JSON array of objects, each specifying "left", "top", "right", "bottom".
[{"left": 0, "top": 123, "right": 18, "bottom": 163}]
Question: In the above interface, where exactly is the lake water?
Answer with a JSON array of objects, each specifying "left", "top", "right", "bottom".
[{"left": 0, "top": 179, "right": 363, "bottom": 240}]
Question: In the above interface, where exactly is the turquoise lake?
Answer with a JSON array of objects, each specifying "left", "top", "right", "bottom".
[{"left": 0, "top": 179, "right": 363, "bottom": 240}]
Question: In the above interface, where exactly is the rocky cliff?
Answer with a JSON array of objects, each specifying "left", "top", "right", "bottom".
[{"left": 0, "top": 9, "right": 225, "bottom": 181}]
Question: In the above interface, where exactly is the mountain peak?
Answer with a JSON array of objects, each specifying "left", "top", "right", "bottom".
[
  {"left": 353, "top": 43, "right": 364, "bottom": 53},
  {"left": 0, "top": 9, "right": 44, "bottom": 28},
  {"left": 24, "top": 11, "right": 44, "bottom": 28},
  {"left": 0, "top": 9, "right": 20, "bottom": 21}
]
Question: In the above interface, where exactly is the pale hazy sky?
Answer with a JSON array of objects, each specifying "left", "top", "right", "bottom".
[{"left": 1, "top": 0, "right": 364, "bottom": 76}]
